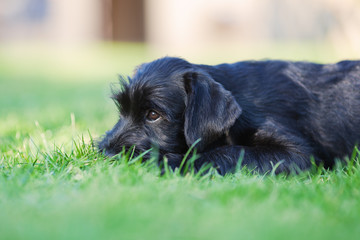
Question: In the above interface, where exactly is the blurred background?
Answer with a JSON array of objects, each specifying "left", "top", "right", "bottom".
[
  {"left": 1, "top": 0, "right": 360, "bottom": 59},
  {"left": 0, "top": 0, "right": 360, "bottom": 144}
]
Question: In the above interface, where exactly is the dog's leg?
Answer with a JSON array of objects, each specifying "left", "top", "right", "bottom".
[{"left": 193, "top": 145, "right": 312, "bottom": 175}]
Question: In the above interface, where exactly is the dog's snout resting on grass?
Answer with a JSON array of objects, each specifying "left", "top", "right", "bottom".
[{"left": 98, "top": 57, "right": 360, "bottom": 175}]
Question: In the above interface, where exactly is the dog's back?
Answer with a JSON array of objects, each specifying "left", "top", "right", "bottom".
[
  {"left": 304, "top": 61, "right": 360, "bottom": 164},
  {"left": 199, "top": 60, "right": 360, "bottom": 167}
]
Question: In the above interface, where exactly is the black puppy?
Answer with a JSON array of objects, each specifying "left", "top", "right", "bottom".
[{"left": 98, "top": 57, "right": 360, "bottom": 175}]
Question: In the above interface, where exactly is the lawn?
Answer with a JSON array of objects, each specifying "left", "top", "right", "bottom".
[{"left": 1, "top": 43, "right": 360, "bottom": 240}]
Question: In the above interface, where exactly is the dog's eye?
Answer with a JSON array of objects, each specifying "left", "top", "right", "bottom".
[{"left": 146, "top": 110, "right": 161, "bottom": 121}]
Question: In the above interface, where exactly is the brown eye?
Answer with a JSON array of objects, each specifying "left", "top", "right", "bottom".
[{"left": 146, "top": 110, "right": 160, "bottom": 121}]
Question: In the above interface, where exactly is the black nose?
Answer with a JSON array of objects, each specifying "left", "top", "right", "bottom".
[
  {"left": 103, "top": 150, "right": 116, "bottom": 157},
  {"left": 97, "top": 139, "right": 111, "bottom": 155},
  {"left": 98, "top": 142, "right": 120, "bottom": 157},
  {"left": 97, "top": 138, "right": 134, "bottom": 157}
]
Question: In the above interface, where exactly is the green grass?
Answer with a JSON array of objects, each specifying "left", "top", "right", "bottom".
[{"left": 1, "top": 43, "right": 360, "bottom": 240}]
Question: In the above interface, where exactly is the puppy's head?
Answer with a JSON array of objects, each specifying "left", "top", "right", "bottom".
[{"left": 98, "top": 57, "right": 241, "bottom": 159}]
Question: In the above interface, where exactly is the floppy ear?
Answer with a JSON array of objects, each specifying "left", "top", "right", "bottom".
[{"left": 183, "top": 71, "right": 242, "bottom": 151}]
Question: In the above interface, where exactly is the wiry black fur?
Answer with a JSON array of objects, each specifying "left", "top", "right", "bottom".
[{"left": 98, "top": 57, "right": 360, "bottom": 175}]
